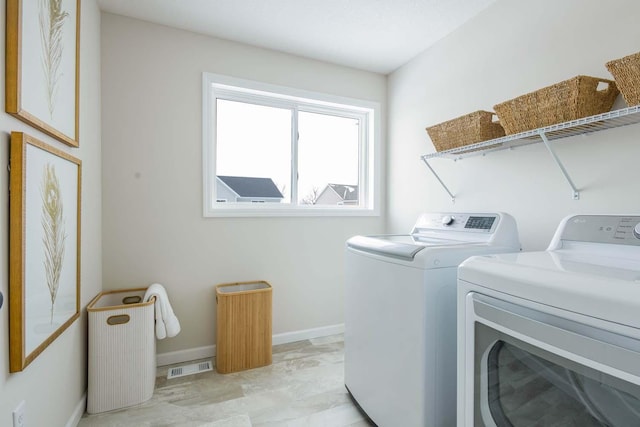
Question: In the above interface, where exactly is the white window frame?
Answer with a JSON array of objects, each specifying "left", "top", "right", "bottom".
[{"left": 202, "top": 72, "right": 380, "bottom": 217}]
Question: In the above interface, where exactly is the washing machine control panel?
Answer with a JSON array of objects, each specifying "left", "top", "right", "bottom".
[
  {"left": 562, "top": 215, "right": 640, "bottom": 245},
  {"left": 464, "top": 216, "right": 496, "bottom": 230},
  {"left": 441, "top": 215, "right": 454, "bottom": 226},
  {"left": 414, "top": 213, "right": 499, "bottom": 233}
]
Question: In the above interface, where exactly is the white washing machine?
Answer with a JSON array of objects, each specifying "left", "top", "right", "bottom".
[
  {"left": 345, "top": 212, "right": 521, "bottom": 427},
  {"left": 458, "top": 214, "right": 640, "bottom": 427}
]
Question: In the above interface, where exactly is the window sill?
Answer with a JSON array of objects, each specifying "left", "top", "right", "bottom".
[{"left": 204, "top": 204, "right": 380, "bottom": 218}]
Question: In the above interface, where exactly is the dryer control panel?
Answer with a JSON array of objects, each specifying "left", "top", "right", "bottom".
[{"left": 560, "top": 215, "right": 640, "bottom": 246}]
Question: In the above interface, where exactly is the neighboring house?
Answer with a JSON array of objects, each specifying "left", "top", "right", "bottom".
[
  {"left": 315, "top": 184, "right": 358, "bottom": 205},
  {"left": 216, "top": 176, "right": 284, "bottom": 203}
]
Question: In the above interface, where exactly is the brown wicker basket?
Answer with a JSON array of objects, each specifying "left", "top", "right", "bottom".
[
  {"left": 426, "top": 110, "right": 505, "bottom": 152},
  {"left": 606, "top": 51, "right": 640, "bottom": 107},
  {"left": 493, "top": 76, "right": 619, "bottom": 135}
]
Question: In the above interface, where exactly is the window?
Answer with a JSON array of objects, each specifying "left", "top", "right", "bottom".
[{"left": 202, "top": 73, "right": 379, "bottom": 217}]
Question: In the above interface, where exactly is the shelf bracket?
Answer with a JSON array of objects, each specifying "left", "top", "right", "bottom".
[
  {"left": 421, "top": 158, "right": 455, "bottom": 202},
  {"left": 538, "top": 130, "right": 580, "bottom": 200}
]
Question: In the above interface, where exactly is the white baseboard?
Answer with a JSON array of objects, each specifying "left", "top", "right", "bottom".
[
  {"left": 156, "top": 323, "right": 344, "bottom": 367},
  {"left": 156, "top": 344, "right": 216, "bottom": 366},
  {"left": 66, "top": 393, "right": 86, "bottom": 427},
  {"left": 271, "top": 323, "right": 344, "bottom": 346}
]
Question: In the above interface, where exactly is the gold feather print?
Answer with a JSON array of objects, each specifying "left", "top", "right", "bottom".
[
  {"left": 39, "top": 0, "right": 69, "bottom": 118},
  {"left": 41, "top": 163, "right": 66, "bottom": 324}
]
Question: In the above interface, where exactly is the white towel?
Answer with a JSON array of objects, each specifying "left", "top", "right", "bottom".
[{"left": 144, "top": 283, "right": 181, "bottom": 339}]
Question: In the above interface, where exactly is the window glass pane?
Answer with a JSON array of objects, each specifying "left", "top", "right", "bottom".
[
  {"left": 216, "top": 99, "right": 292, "bottom": 203},
  {"left": 297, "top": 111, "right": 359, "bottom": 206}
]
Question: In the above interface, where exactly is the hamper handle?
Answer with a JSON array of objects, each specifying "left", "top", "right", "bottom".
[
  {"left": 595, "top": 80, "right": 613, "bottom": 93},
  {"left": 122, "top": 295, "right": 142, "bottom": 304},
  {"left": 107, "top": 314, "right": 130, "bottom": 325}
]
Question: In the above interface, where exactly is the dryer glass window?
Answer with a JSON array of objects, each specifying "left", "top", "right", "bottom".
[{"left": 486, "top": 341, "right": 640, "bottom": 427}]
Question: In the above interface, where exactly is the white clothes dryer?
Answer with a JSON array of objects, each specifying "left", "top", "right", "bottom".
[
  {"left": 458, "top": 214, "right": 640, "bottom": 427},
  {"left": 345, "top": 212, "right": 520, "bottom": 427}
]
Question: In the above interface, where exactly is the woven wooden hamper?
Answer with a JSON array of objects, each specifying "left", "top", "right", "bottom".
[
  {"left": 426, "top": 110, "right": 505, "bottom": 152},
  {"left": 606, "top": 51, "right": 640, "bottom": 107},
  {"left": 494, "top": 76, "right": 619, "bottom": 135},
  {"left": 215, "top": 281, "right": 272, "bottom": 374}
]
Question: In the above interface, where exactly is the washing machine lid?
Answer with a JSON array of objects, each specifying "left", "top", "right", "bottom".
[{"left": 347, "top": 234, "right": 468, "bottom": 260}]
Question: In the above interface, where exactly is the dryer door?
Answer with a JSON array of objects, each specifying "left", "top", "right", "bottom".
[{"left": 464, "top": 292, "right": 640, "bottom": 427}]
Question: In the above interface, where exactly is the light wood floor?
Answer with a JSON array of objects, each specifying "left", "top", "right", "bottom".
[{"left": 78, "top": 334, "right": 374, "bottom": 426}]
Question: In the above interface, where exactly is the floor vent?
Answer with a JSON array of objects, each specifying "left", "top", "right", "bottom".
[{"left": 167, "top": 360, "right": 213, "bottom": 379}]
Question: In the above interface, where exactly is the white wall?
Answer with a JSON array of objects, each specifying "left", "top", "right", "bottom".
[
  {"left": 388, "top": 0, "right": 640, "bottom": 249},
  {"left": 100, "top": 13, "right": 387, "bottom": 356},
  {"left": 0, "top": 0, "right": 102, "bottom": 426}
]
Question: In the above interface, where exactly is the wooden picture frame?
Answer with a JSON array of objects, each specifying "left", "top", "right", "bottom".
[
  {"left": 9, "top": 132, "right": 82, "bottom": 372},
  {"left": 6, "top": 0, "right": 81, "bottom": 147}
]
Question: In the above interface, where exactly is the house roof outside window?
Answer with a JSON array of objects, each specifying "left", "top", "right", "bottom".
[
  {"left": 316, "top": 183, "right": 358, "bottom": 205},
  {"left": 217, "top": 176, "right": 284, "bottom": 198},
  {"left": 327, "top": 184, "right": 358, "bottom": 202}
]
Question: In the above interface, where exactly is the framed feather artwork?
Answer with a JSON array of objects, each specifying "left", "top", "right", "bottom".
[
  {"left": 9, "top": 132, "right": 81, "bottom": 372},
  {"left": 6, "top": 0, "right": 81, "bottom": 147}
]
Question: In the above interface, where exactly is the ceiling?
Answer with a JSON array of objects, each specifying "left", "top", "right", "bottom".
[{"left": 97, "top": 0, "right": 496, "bottom": 74}]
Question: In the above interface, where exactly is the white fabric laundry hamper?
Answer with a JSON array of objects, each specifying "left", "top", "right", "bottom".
[{"left": 87, "top": 288, "right": 156, "bottom": 414}]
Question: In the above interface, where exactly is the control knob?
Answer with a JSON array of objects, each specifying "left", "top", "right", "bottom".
[
  {"left": 442, "top": 215, "right": 454, "bottom": 226},
  {"left": 634, "top": 223, "right": 640, "bottom": 239}
]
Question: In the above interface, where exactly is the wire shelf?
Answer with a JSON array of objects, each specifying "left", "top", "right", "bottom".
[
  {"left": 420, "top": 105, "right": 640, "bottom": 201},
  {"left": 422, "top": 105, "right": 640, "bottom": 161}
]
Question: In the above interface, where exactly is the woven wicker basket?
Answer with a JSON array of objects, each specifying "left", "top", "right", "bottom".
[
  {"left": 426, "top": 110, "right": 505, "bottom": 152},
  {"left": 493, "top": 76, "right": 619, "bottom": 135},
  {"left": 606, "top": 51, "right": 640, "bottom": 107}
]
